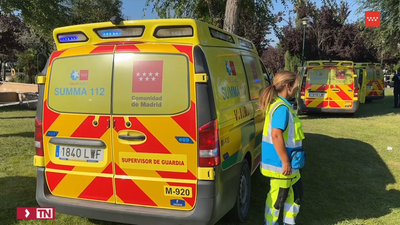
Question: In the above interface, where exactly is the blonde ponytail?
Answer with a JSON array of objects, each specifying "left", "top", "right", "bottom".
[
  {"left": 258, "top": 70, "right": 299, "bottom": 113},
  {"left": 259, "top": 85, "right": 277, "bottom": 112}
]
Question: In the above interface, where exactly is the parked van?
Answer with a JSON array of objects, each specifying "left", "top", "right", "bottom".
[
  {"left": 369, "top": 63, "right": 385, "bottom": 102},
  {"left": 354, "top": 62, "right": 384, "bottom": 103},
  {"left": 297, "top": 60, "right": 359, "bottom": 114},
  {"left": 33, "top": 18, "right": 270, "bottom": 225}
]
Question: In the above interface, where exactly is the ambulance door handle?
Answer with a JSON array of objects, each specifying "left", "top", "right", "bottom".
[
  {"left": 113, "top": 120, "right": 117, "bottom": 129},
  {"left": 107, "top": 119, "right": 110, "bottom": 129},
  {"left": 118, "top": 134, "right": 146, "bottom": 141}
]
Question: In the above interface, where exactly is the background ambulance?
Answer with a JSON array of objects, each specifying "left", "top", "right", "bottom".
[
  {"left": 297, "top": 60, "right": 359, "bottom": 114},
  {"left": 34, "top": 18, "right": 269, "bottom": 225},
  {"left": 354, "top": 62, "right": 384, "bottom": 103}
]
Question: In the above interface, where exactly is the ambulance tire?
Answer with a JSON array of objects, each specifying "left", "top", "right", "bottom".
[{"left": 228, "top": 159, "right": 251, "bottom": 223}]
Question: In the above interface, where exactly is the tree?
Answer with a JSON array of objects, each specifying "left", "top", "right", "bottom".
[
  {"left": 262, "top": 45, "right": 285, "bottom": 73},
  {"left": 224, "top": 0, "right": 241, "bottom": 33},
  {"left": 1, "top": 0, "right": 125, "bottom": 52},
  {"left": 145, "top": 0, "right": 288, "bottom": 55},
  {"left": 279, "top": 0, "right": 378, "bottom": 62},
  {"left": 16, "top": 49, "right": 38, "bottom": 84},
  {"left": 357, "top": 0, "right": 400, "bottom": 52},
  {"left": 0, "top": 12, "right": 29, "bottom": 81}
]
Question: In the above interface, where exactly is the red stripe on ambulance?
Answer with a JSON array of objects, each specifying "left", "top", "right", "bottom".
[
  {"left": 114, "top": 164, "right": 157, "bottom": 206},
  {"left": 172, "top": 44, "right": 193, "bottom": 63},
  {"left": 115, "top": 44, "right": 140, "bottom": 52},
  {"left": 171, "top": 101, "right": 197, "bottom": 141},
  {"left": 45, "top": 171, "right": 67, "bottom": 192},
  {"left": 157, "top": 170, "right": 196, "bottom": 180},
  {"left": 335, "top": 86, "right": 352, "bottom": 101},
  {"left": 78, "top": 177, "right": 114, "bottom": 201},
  {"left": 48, "top": 50, "right": 66, "bottom": 66},
  {"left": 102, "top": 162, "right": 114, "bottom": 174},
  {"left": 126, "top": 117, "right": 171, "bottom": 154},
  {"left": 71, "top": 116, "right": 110, "bottom": 139},
  {"left": 46, "top": 161, "right": 75, "bottom": 171},
  {"left": 42, "top": 100, "right": 60, "bottom": 133},
  {"left": 90, "top": 45, "right": 115, "bottom": 54}
]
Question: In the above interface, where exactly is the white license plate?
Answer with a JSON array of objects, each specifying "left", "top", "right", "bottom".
[
  {"left": 55, "top": 146, "right": 104, "bottom": 162},
  {"left": 309, "top": 92, "right": 326, "bottom": 98},
  {"left": 367, "top": 85, "right": 373, "bottom": 89}
]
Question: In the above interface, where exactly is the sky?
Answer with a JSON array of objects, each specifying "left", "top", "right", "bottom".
[{"left": 121, "top": 0, "right": 363, "bottom": 46}]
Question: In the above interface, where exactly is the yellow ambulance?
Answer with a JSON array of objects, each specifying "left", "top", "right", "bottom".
[
  {"left": 297, "top": 60, "right": 359, "bottom": 114},
  {"left": 33, "top": 18, "right": 269, "bottom": 224},
  {"left": 354, "top": 62, "right": 384, "bottom": 103}
]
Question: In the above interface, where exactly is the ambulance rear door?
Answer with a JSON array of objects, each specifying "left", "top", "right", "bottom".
[
  {"left": 366, "top": 67, "right": 376, "bottom": 97},
  {"left": 43, "top": 48, "right": 115, "bottom": 203},
  {"left": 110, "top": 43, "right": 198, "bottom": 210},
  {"left": 328, "top": 67, "right": 355, "bottom": 109},
  {"left": 305, "top": 67, "right": 329, "bottom": 108},
  {"left": 375, "top": 67, "right": 384, "bottom": 97}
]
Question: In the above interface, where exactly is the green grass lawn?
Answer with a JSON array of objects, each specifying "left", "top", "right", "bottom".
[{"left": 1, "top": 89, "right": 400, "bottom": 225}]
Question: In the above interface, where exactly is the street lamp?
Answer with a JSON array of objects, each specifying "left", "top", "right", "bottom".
[{"left": 301, "top": 17, "right": 310, "bottom": 66}]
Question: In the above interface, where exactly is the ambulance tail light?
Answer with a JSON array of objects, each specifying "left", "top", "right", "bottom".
[
  {"left": 300, "top": 79, "right": 306, "bottom": 97},
  {"left": 35, "top": 118, "right": 44, "bottom": 156},
  {"left": 354, "top": 87, "right": 359, "bottom": 97},
  {"left": 198, "top": 120, "right": 220, "bottom": 167}
]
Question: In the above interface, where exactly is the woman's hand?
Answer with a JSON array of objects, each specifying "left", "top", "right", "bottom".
[
  {"left": 282, "top": 162, "right": 292, "bottom": 176},
  {"left": 271, "top": 128, "right": 291, "bottom": 176}
]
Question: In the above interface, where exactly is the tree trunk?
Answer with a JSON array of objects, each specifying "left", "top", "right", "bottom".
[
  {"left": 223, "top": 0, "right": 241, "bottom": 34},
  {"left": 0, "top": 62, "right": 3, "bottom": 81}
]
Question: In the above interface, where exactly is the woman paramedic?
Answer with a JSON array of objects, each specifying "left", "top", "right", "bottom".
[{"left": 259, "top": 70, "right": 305, "bottom": 225}]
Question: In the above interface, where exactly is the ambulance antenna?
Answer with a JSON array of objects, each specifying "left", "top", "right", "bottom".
[{"left": 110, "top": 15, "right": 124, "bottom": 25}]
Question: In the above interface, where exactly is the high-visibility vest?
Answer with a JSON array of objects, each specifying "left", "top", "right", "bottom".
[{"left": 260, "top": 97, "right": 305, "bottom": 179}]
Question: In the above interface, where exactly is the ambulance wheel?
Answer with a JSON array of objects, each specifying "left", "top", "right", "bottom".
[{"left": 229, "top": 159, "right": 251, "bottom": 222}]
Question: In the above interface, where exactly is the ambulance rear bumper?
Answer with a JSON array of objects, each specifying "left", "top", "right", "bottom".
[
  {"left": 298, "top": 100, "right": 358, "bottom": 113},
  {"left": 36, "top": 167, "right": 216, "bottom": 225}
]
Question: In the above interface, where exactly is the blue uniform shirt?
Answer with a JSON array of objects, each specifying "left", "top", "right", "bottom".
[{"left": 271, "top": 95, "right": 290, "bottom": 131}]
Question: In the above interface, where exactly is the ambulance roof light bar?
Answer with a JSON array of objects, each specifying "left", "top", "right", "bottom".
[{"left": 94, "top": 26, "right": 145, "bottom": 39}]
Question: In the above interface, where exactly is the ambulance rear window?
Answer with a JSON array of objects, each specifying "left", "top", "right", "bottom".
[
  {"left": 112, "top": 53, "right": 190, "bottom": 115},
  {"left": 308, "top": 69, "right": 330, "bottom": 84},
  {"left": 330, "top": 69, "right": 353, "bottom": 85},
  {"left": 48, "top": 54, "right": 113, "bottom": 114},
  {"left": 367, "top": 68, "right": 375, "bottom": 80},
  {"left": 375, "top": 69, "right": 382, "bottom": 79}
]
